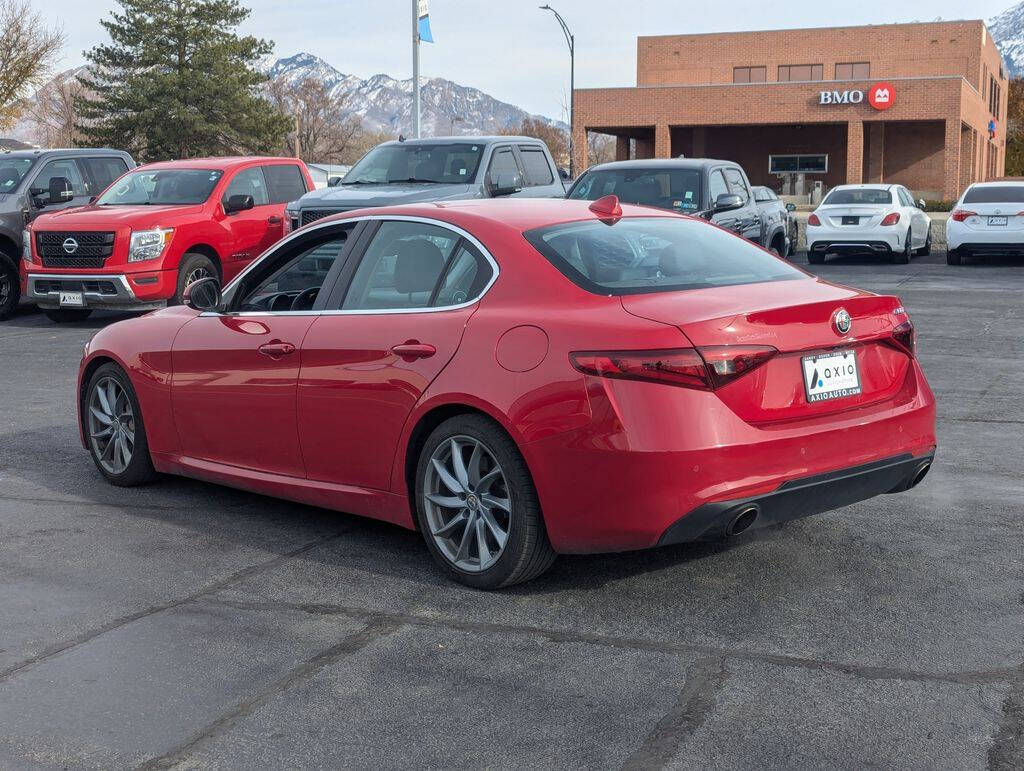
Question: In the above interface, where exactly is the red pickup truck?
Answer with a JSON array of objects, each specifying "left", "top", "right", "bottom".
[{"left": 23, "top": 157, "right": 313, "bottom": 322}]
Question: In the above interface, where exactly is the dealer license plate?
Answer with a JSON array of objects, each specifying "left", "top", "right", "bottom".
[
  {"left": 988, "top": 216, "right": 1008, "bottom": 226},
  {"left": 59, "top": 291, "right": 84, "bottom": 307},
  {"left": 802, "top": 350, "right": 861, "bottom": 403}
]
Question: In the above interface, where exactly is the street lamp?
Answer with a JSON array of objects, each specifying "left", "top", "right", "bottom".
[{"left": 540, "top": 4, "right": 574, "bottom": 178}]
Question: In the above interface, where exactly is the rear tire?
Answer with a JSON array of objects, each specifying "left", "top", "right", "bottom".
[
  {"left": 44, "top": 308, "right": 93, "bottom": 323},
  {"left": 0, "top": 252, "right": 19, "bottom": 321},
  {"left": 83, "top": 362, "right": 157, "bottom": 487},
  {"left": 173, "top": 253, "right": 218, "bottom": 305},
  {"left": 892, "top": 232, "right": 912, "bottom": 264},
  {"left": 947, "top": 248, "right": 963, "bottom": 266},
  {"left": 807, "top": 248, "right": 825, "bottom": 265},
  {"left": 414, "top": 414, "right": 556, "bottom": 589}
]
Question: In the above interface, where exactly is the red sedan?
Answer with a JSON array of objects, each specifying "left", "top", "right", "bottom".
[{"left": 77, "top": 197, "right": 936, "bottom": 588}]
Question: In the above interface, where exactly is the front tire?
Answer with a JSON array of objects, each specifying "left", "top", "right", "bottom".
[
  {"left": 414, "top": 414, "right": 556, "bottom": 589},
  {"left": 44, "top": 308, "right": 93, "bottom": 323},
  {"left": 173, "top": 253, "right": 218, "bottom": 305},
  {"left": 83, "top": 362, "right": 157, "bottom": 486},
  {"left": 0, "top": 252, "right": 19, "bottom": 321}
]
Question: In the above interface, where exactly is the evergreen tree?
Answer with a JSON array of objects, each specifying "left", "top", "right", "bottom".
[{"left": 77, "top": 0, "right": 291, "bottom": 161}]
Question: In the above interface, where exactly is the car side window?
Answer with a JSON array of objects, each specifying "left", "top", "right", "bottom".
[
  {"left": 708, "top": 170, "right": 729, "bottom": 202},
  {"left": 434, "top": 242, "right": 494, "bottom": 306},
  {"left": 518, "top": 146, "right": 554, "bottom": 186},
  {"left": 899, "top": 188, "right": 914, "bottom": 207},
  {"left": 723, "top": 168, "right": 750, "bottom": 203},
  {"left": 486, "top": 147, "right": 520, "bottom": 183},
  {"left": 31, "top": 159, "right": 89, "bottom": 199},
  {"left": 342, "top": 221, "right": 461, "bottom": 311},
  {"left": 262, "top": 164, "right": 308, "bottom": 204},
  {"left": 223, "top": 167, "right": 270, "bottom": 207},
  {"left": 235, "top": 230, "right": 351, "bottom": 312},
  {"left": 82, "top": 157, "right": 129, "bottom": 193}
]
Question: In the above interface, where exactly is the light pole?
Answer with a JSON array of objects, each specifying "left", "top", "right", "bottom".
[{"left": 540, "top": 4, "right": 574, "bottom": 178}]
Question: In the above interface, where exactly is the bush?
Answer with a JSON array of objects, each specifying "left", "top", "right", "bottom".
[{"left": 921, "top": 200, "right": 954, "bottom": 212}]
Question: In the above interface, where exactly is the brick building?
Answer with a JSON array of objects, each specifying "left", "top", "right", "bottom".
[{"left": 571, "top": 21, "right": 1007, "bottom": 201}]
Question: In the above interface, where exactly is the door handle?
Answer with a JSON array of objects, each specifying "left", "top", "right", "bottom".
[
  {"left": 391, "top": 341, "right": 437, "bottom": 360},
  {"left": 267, "top": 215, "right": 283, "bottom": 224},
  {"left": 258, "top": 340, "right": 296, "bottom": 358}
]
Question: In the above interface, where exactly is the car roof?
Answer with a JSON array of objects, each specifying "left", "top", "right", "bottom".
[
  {"left": 132, "top": 156, "right": 303, "bottom": 172},
  {"left": 379, "top": 136, "right": 545, "bottom": 147},
  {"left": 827, "top": 183, "right": 896, "bottom": 191},
  {"left": 966, "top": 179, "right": 1024, "bottom": 187},
  {"left": 0, "top": 148, "right": 130, "bottom": 159},
  {"left": 319, "top": 198, "right": 684, "bottom": 235},
  {"left": 583, "top": 158, "right": 736, "bottom": 172}
]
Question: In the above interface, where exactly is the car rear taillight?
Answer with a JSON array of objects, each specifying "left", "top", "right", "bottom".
[
  {"left": 807, "top": 213, "right": 821, "bottom": 226},
  {"left": 880, "top": 212, "right": 901, "bottom": 226},
  {"left": 570, "top": 346, "right": 777, "bottom": 391},
  {"left": 890, "top": 320, "right": 915, "bottom": 356},
  {"left": 950, "top": 209, "right": 977, "bottom": 222}
]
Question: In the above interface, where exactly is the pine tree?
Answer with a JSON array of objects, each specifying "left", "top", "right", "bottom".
[{"left": 77, "top": 0, "right": 291, "bottom": 161}]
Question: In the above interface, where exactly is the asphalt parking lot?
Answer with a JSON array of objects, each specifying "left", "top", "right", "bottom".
[{"left": 0, "top": 249, "right": 1021, "bottom": 770}]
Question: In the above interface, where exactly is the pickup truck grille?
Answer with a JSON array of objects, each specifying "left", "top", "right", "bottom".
[
  {"left": 301, "top": 209, "right": 349, "bottom": 226},
  {"left": 36, "top": 231, "right": 116, "bottom": 269}
]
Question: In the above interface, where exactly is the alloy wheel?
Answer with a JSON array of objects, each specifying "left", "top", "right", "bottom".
[
  {"left": 184, "top": 266, "right": 211, "bottom": 286},
  {"left": 423, "top": 435, "right": 511, "bottom": 572},
  {"left": 87, "top": 377, "right": 136, "bottom": 475}
]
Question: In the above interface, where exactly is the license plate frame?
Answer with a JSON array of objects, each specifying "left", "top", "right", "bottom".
[
  {"left": 59, "top": 291, "right": 84, "bottom": 307},
  {"left": 802, "top": 350, "right": 862, "bottom": 403},
  {"left": 988, "top": 215, "right": 1008, "bottom": 226}
]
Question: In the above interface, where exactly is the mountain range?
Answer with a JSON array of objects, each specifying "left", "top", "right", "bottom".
[{"left": 989, "top": 2, "right": 1024, "bottom": 77}]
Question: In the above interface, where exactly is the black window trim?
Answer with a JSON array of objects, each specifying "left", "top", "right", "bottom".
[{"left": 214, "top": 215, "right": 501, "bottom": 317}]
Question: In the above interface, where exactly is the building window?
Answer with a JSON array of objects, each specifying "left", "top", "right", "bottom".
[
  {"left": 835, "top": 62, "right": 870, "bottom": 80},
  {"left": 989, "top": 75, "right": 1002, "bottom": 119},
  {"left": 778, "top": 64, "right": 823, "bottom": 82},
  {"left": 768, "top": 154, "right": 828, "bottom": 174},
  {"left": 733, "top": 66, "right": 766, "bottom": 83}
]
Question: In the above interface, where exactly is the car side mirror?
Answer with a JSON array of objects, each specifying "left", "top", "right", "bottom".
[
  {"left": 918, "top": 198, "right": 926, "bottom": 209},
  {"left": 47, "top": 177, "right": 74, "bottom": 205},
  {"left": 183, "top": 276, "right": 222, "bottom": 312},
  {"left": 785, "top": 202, "right": 797, "bottom": 212},
  {"left": 712, "top": 193, "right": 744, "bottom": 214},
  {"left": 224, "top": 194, "right": 255, "bottom": 214},
  {"left": 488, "top": 172, "right": 522, "bottom": 197},
  {"left": 327, "top": 176, "right": 342, "bottom": 187}
]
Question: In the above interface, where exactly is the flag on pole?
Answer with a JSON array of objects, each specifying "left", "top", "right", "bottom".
[{"left": 417, "top": 0, "right": 434, "bottom": 42}]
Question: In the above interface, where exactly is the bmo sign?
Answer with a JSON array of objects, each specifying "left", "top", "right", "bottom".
[{"left": 819, "top": 82, "right": 895, "bottom": 111}]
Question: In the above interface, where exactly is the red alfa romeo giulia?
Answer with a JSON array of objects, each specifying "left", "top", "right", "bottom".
[{"left": 78, "top": 197, "right": 936, "bottom": 588}]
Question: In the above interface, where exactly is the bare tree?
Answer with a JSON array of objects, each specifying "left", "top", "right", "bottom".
[
  {"left": 587, "top": 131, "right": 616, "bottom": 166},
  {"left": 27, "top": 69, "right": 83, "bottom": 146},
  {"left": 0, "top": 0, "right": 65, "bottom": 130},
  {"left": 499, "top": 118, "right": 569, "bottom": 168},
  {"left": 268, "top": 75, "right": 365, "bottom": 164}
]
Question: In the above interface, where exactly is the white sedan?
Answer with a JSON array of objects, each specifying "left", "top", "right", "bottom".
[
  {"left": 806, "top": 184, "right": 932, "bottom": 265},
  {"left": 946, "top": 181, "right": 1024, "bottom": 265}
]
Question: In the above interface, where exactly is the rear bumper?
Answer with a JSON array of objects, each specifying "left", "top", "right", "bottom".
[
  {"left": 658, "top": 451, "right": 935, "bottom": 545},
  {"left": 949, "top": 242, "right": 1024, "bottom": 257},
  {"left": 25, "top": 271, "right": 173, "bottom": 311},
  {"left": 808, "top": 228, "right": 902, "bottom": 254},
  {"left": 946, "top": 221, "right": 1024, "bottom": 251},
  {"left": 808, "top": 240, "right": 896, "bottom": 255}
]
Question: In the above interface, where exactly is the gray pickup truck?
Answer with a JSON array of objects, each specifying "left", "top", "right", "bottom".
[
  {"left": 0, "top": 147, "right": 136, "bottom": 319},
  {"left": 285, "top": 136, "right": 565, "bottom": 229}
]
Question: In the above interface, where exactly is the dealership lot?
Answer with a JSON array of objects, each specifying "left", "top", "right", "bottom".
[{"left": 0, "top": 251, "right": 1021, "bottom": 768}]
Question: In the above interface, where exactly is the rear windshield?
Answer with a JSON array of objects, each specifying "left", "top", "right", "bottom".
[
  {"left": 568, "top": 169, "right": 702, "bottom": 213},
  {"left": 822, "top": 188, "right": 892, "bottom": 205},
  {"left": 963, "top": 185, "right": 1024, "bottom": 204},
  {"left": 96, "top": 168, "right": 224, "bottom": 205},
  {"left": 524, "top": 217, "right": 805, "bottom": 295}
]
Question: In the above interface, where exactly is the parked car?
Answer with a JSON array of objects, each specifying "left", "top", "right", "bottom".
[
  {"left": 806, "top": 183, "right": 931, "bottom": 265},
  {"left": 23, "top": 156, "right": 313, "bottom": 322},
  {"left": 752, "top": 185, "right": 798, "bottom": 257},
  {"left": 566, "top": 159, "right": 774, "bottom": 249},
  {"left": 307, "top": 163, "right": 351, "bottom": 189},
  {"left": 0, "top": 147, "right": 136, "bottom": 320},
  {"left": 946, "top": 181, "right": 1024, "bottom": 265},
  {"left": 285, "top": 136, "right": 565, "bottom": 230},
  {"left": 77, "top": 195, "right": 936, "bottom": 588}
]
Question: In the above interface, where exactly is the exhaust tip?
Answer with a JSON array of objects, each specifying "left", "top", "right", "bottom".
[
  {"left": 910, "top": 461, "right": 932, "bottom": 488},
  {"left": 725, "top": 505, "right": 760, "bottom": 537}
]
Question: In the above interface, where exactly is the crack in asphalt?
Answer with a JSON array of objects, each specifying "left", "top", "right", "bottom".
[
  {"left": 136, "top": 617, "right": 402, "bottom": 770},
  {"left": 0, "top": 532, "right": 349, "bottom": 683},
  {"left": 199, "top": 598, "right": 1017, "bottom": 687},
  {"left": 620, "top": 656, "right": 729, "bottom": 770}
]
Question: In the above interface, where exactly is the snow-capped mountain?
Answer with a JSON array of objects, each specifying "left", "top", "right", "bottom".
[
  {"left": 266, "top": 52, "right": 565, "bottom": 135},
  {"left": 990, "top": 2, "right": 1024, "bottom": 77}
]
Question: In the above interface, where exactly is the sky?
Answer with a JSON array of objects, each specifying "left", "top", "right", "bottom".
[{"left": 38, "top": 0, "right": 1016, "bottom": 121}]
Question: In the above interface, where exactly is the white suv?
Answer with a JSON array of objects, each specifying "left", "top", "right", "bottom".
[
  {"left": 946, "top": 181, "right": 1024, "bottom": 265},
  {"left": 806, "top": 184, "right": 932, "bottom": 265}
]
